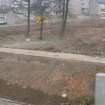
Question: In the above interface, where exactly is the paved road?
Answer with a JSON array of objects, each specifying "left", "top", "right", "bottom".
[
  {"left": 0, "top": 98, "right": 25, "bottom": 105},
  {"left": 0, "top": 47, "right": 105, "bottom": 64}
]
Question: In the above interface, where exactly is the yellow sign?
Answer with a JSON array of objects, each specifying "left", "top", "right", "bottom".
[{"left": 35, "top": 16, "right": 48, "bottom": 24}]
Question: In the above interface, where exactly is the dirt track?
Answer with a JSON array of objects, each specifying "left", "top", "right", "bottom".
[{"left": 0, "top": 47, "right": 105, "bottom": 64}]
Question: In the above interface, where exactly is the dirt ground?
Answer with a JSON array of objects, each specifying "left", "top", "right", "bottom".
[
  {"left": 0, "top": 19, "right": 105, "bottom": 57},
  {"left": 0, "top": 52, "right": 104, "bottom": 105},
  {"left": 0, "top": 19, "right": 105, "bottom": 105}
]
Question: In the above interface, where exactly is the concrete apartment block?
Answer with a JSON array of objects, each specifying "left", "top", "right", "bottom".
[
  {"left": 89, "top": 0, "right": 98, "bottom": 16},
  {"left": 69, "top": 0, "right": 82, "bottom": 15},
  {"left": 69, "top": 0, "right": 90, "bottom": 15}
]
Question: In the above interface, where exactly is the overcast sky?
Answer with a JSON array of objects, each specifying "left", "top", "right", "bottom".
[
  {"left": 1, "top": 0, "right": 105, "bottom": 6},
  {"left": 97, "top": 0, "right": 105, "bottom": 3},
  {"left": 0, "top": 0, "right": 34, "bottom": 5},
  {"left": 0, "top": 0, "right": 11, "bottom": 5}
]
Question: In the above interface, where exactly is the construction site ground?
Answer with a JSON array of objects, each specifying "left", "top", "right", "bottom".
[{"left": 0, "top": 19, "right": 105, "bottom": 105}]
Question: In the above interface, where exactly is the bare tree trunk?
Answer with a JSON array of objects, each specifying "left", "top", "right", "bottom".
[
  {"left": 61, "top": 0, "right": 70, "bottom": 37},
  {"left": 39, "top": 17, "right": 44, "bottom": 40},
  {"left": 62, "top": 0, "right": 66, "bottom": 20},
  {"left": 26, "top": 0, "right": 31, "bottom": 37},
  {"left": 39, "top": 9, "right": 44, "bottom": 40}
]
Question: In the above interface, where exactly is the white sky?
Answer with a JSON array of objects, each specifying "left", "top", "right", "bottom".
[
  {"left": 0, "top": 0, "right": 11, "bottom": 5},
  {"left": 0, "top": 0, "right": 35, "bottom": 5}
]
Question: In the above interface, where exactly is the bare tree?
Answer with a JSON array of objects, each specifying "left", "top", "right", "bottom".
[
  {"left": 0, "top": 4, "right": 10, "bottom": 25},
  {"left": 53, "top": 0, "right": 70, "bottom": 37},
  {"left": 61, "top": 0, "right": 70, "bottom": 37},
  {"left": 32, "top": 0, "right": 50, "bottom": 40},
  {"left": 27, "top": 0, "right": 31, "bottom": 37},
  {"left": 39, "top": 6, "right": 44, "bottom": 40}
]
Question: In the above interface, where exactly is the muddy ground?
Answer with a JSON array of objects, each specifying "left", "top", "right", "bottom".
[
  {"left": 0, "top": 52, "right": 104, "bottom": 105},
  {"left": 0, "top": 19, "right": 105, "bottom": 105}
]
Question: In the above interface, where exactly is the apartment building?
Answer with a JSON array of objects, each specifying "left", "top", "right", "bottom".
[
  {"left": 89, "top": 0, "right": 105, "bottom": 18},
  {"left": 96, "top": 0, "right": 105, "bottom": 18},
  {"left": 69, "top": 0, "right": 90, "bottom": 15},
  {"left": 89, "top": 0, "right": 98, "bottom": 16},
  {"left": 81, "top": 0, "right": 90, "bottom": 14},
  {"left": 69, "top": 0, "right": 81, "bottom": 15}
]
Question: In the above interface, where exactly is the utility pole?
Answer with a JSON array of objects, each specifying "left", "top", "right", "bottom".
[{"left": 26, "top": 0, "right": 31, "bottom": 38}]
